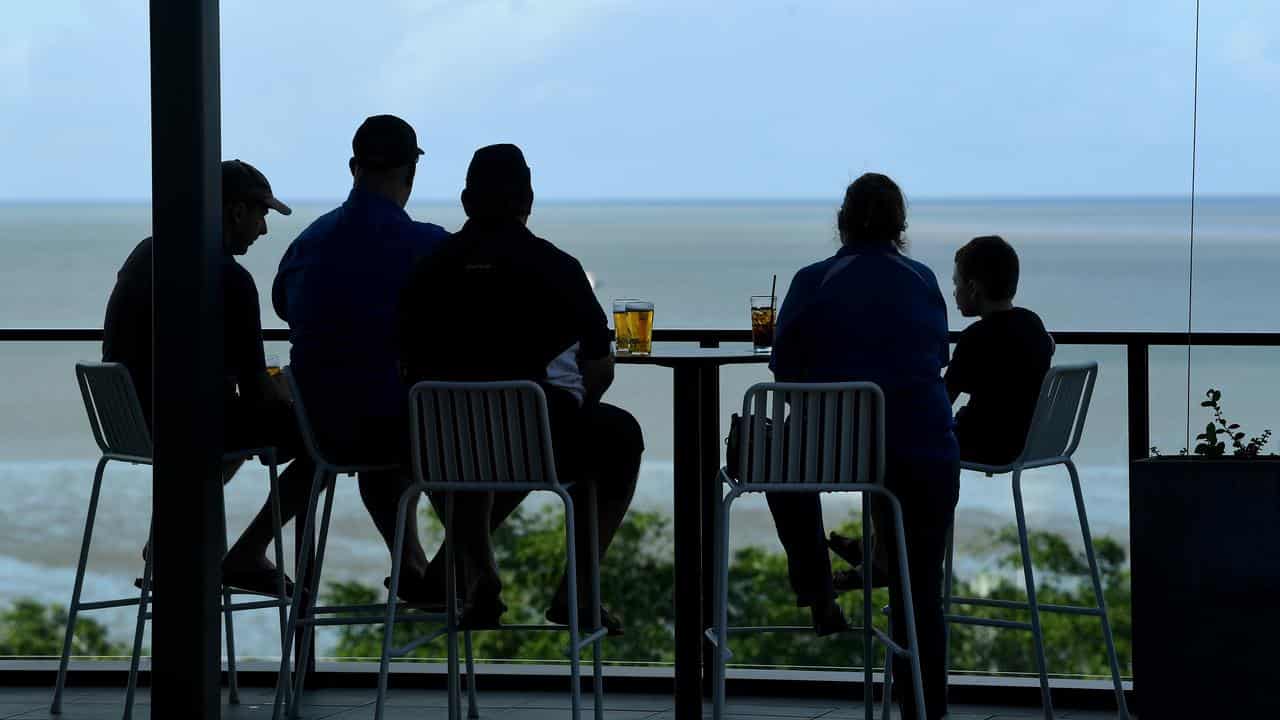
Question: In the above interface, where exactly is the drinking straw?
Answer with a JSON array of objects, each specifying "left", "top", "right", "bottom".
[{"left": 770, "top": 274, "right": 777, "bottom": 316}]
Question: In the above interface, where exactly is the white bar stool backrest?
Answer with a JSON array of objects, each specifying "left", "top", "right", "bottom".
[
  {"left": 1017, "top": 362, "right": 1099, "bottom": 466},
  {"left": 736, "top": 381, "right": 885, "bottom": 489},
  {"left": 409, "top": 380, "right": 561, "bottom": 490},
  {"left": 75, "top": 362, "right": 152, "bottom": 459},
  {"left": 283, "top": 368, "right": 332, "bottom": 468}
]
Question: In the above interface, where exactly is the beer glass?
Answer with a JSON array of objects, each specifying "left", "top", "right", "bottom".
[
  {"left": 265, "top": 353, "right": 283, "bottom": 377},
  {"left": 750, "top": 296, "right": 775, "bottom": 353},
  {"left": 613, "top": 299, "right": 635, "bottom": 353},
  {"left": 627, "top": 301, "right": 655, "bottom": 355}
]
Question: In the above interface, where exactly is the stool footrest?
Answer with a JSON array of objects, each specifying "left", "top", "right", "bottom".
[
  {"left": 394, "top": 627, "right": 451, "bottom": 658},
  {"left": 224, "top": 599, "right": 287, "bottom": 612},
  {"left": 568, "top": 627, "right": 609, "bottom": 653},
  {"left": 945, "top": 614, "right": 1034, "bottom": 631},
  {"left": 77, "top": 598, "right": 142, "bottom": 612},
  {"left": 306, "top": 613, "right": 447, "bottom": 627},
  {"left": 871, "top": 627, "right": 908, "bottom": 657},
  {"left": 950, "top": 596, "right": 1104, "bottom": 617}
]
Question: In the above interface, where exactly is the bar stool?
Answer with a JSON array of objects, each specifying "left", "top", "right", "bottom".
[
  {"left": 707, "top": 381, "right": 927, "bottom": 720},
  {"left": 941, "top": 362, "right": 1129, "bottom": 720},
  {"left": 401, "top": 380, "right": 608, "bottom": 720},
  {"left": 271, "top": 369, "right": 475, "bottom": 720},
  {"left": 52, "top": 362, "right": 289, "bottom": 720}
]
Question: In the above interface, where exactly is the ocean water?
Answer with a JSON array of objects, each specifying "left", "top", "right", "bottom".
[{"left": 1, "top": 196, "right": 1278, "bottom": 657}]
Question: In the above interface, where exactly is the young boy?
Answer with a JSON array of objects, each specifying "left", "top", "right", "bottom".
[
  {"left": 946, "top": 235, "right": 1054, "bottom": 465},
  {"left": 829, "top": 236, "right": 1053, "bottom": 589}
]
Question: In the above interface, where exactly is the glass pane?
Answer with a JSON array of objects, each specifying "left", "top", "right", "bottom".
[
  {"left": 2, "top": 1, "right": 1208, "bottom": 683},
  {"left": 1178, "top": 1, "right": 1280, "bottom": 459}
]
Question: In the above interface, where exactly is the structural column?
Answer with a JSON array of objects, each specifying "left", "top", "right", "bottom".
[{"left": 149, "top": 1, "right": 224, "bottom": 717}]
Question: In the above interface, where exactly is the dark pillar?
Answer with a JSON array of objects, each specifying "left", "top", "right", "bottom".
[
  {"left": 1127, "top": 343, "right": 1150, "bottom": 462},
  {"left": 149, "top": 1, "right": 224, "bottom": 718}
]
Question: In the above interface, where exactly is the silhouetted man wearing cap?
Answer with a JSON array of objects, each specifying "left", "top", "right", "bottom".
[
  {"left": 103, "top": 159, "right": 312, "bottom": 594},
  {"left": 273, "top": 115, "right": 447, "bottom": 602},
  {"left": 399, "top": 144, "right": 642, "bottom": 631}
]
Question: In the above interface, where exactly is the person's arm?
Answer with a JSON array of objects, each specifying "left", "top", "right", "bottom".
[
  {"left": 582, "top": 354, "right": 615, "bottom": 406},
  {"left": 271, "top": 243, "right": 298, "bottom": 324},
  {"left": 567, "top": 257, "right": 614, "bottom": 404},
  {"left": 944, "top": 332, "right": 972, "bottom": 405},
  {"left": 769, "top": 273, "right": 811, "bottom": 382},
  {"left": 233, "top": 272, "right": 275, "bottom": 410}
]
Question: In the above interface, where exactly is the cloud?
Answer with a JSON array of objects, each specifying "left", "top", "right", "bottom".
[
  {"left": 377, "top": 0, "right": 631, "bottom": 106},
  {"left": 1223, "top": 24, "right": 1280, "bottom": 81}
]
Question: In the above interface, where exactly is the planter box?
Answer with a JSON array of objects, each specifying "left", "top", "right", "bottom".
[{"left": 1131, "top": 457, "right": 1280, "bottom": 716}]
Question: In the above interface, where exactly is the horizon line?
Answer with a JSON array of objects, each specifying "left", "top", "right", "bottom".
[{"left": 1, "top": 192, "right": 1277, "bottom": 206}]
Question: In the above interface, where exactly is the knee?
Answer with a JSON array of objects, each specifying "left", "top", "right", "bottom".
[{"left": 597, "top": 404, "right": 644, "bottom": 459}]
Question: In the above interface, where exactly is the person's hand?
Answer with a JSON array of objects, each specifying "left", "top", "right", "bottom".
[{"left": 263, "top": 369, "right": 292, "bottom": 406}]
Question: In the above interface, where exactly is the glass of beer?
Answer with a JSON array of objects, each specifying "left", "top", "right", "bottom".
[
  {"left": 265, "top": 353, "right": 283, "bottom": 377},
  {"left": 750, "top": 296, "right": 775, "bottom": 353},
  {"left": 627, "top": 300, "right": 655, "bottom": 355},
  {"left": 613, "top": 300, "right": 634, "bottom": 353}
]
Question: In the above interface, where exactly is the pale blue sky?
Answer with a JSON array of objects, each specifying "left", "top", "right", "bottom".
[{"left": 0, "top": 1, "right": 1276, "bottom": 201}]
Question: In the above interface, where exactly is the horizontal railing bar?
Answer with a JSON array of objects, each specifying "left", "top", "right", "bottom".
[{"left": 6, "top": 328, "right": 1280, "bottom": 346}]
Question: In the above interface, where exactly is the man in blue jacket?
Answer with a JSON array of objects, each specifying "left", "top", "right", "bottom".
[{"left": 273, "top": 115, "right": 446, "bottom": 602}]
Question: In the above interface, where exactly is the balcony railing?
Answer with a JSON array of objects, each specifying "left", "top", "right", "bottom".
[{"left": 7, "top": 326, "right": 1279, "bottom": 465}]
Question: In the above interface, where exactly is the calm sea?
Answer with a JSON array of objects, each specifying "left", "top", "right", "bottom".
[{"left": 1, "top": 196, "right": 1278, "bottom": 655}]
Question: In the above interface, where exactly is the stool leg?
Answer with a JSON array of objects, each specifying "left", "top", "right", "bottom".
[
  {"left": 290, "top": 478, "right": 336, "bottom": 719},
  {"left": 376, "top": 485, "right": 420, "bottom": 720},
  {"left": 862, "top": 497, "right": 874, "bottom": 720},
  {"left": 444, "top": 494, "right": 461, "bottom": 720},
  {"left": 464, "top": 630, "right": 479, "bottom": 720},
  {"left": 272, "top": 467, "right": 326, "bottom": 720},
  {"left": 586, "top": 482, "right": 604, "bottom": 720},
  {"left": 224, "top": 589, "right": 238, "bottom": 704},
  {"left": 269, "top": 458, "right": 289, "bottom": 658},
  {"left": 1012, "top": 471, "right": 1054, "bottom": 719},
  {"left": 711, "top": 493, "right": 734, "bottom": 720},
  {"left": 124, "top": 524, "right": 153, "bottom": 720},
  {"left": 881, "top": 612, "right": 893, "bottom": 720},
  {"left": 220, "top": 487, "right": 239, "bottom": 705},
  {"left": 1067, "top": 460, "right": 1129, "bottom": 719},
  {"left": 885, "top": 493, "right": 926, "bottom": 720},
  {"left": 559, "top": 489, "right": 583, "bottom": 720},
  {"left": 51, "top": 456, "right": 107, "bottom": 714}
]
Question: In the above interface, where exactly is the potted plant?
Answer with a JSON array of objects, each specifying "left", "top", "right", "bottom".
[{"left": 1130, "top": 389, "right": 1280, "bottom": 716}]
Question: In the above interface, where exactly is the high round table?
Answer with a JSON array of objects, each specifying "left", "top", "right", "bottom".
[{"left": 617, "top": 346, "right": 770, "bottom": 720}]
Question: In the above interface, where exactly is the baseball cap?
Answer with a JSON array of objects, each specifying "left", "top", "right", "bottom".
[
  {"left": 463, "top": 144, "right": 533, "bottom": 219},
  {"left": 222, "top": 160, "right": 292, "bottom": 215},
  {"left": 352, "top": 114, "right": 425, "bottom": 170}
]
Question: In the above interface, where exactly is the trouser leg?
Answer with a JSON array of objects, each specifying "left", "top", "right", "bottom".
[
  {"left": 764, "top": 491, "right": 833, "bottom": 607},
  {"left": 886, "top": 456, "right": 959, "bottom": 720}
]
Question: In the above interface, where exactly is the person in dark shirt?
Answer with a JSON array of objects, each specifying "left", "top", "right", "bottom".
[
  {"left": 102, "top": 159, "right": 312, "bottom": 594},
  {"left": 769, "top": 174, "right": 958, "bottom": 720},
  {"left": 273, "top": 116, "right": 447, "bottom": 604},
  {"left": 399, "top": 144, "right": 642, "bottom": 632},
  {"left": 946, "top": 235, "right": 1054, "bottom": 465}
]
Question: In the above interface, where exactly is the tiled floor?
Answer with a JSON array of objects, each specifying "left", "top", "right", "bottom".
[{"left": 2, "top": 687, "right": 1128, "bottom": 719}]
